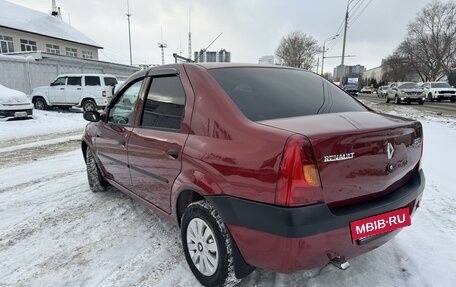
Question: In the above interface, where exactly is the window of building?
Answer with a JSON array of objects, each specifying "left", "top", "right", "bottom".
[
  {"left": 85, "top": 76, "right": 101, "bottom": 86},
  {"left": 82, "top": 50, "right": 93, "bottom": 59},
  {"left": 141, "top": 76, "right": 185, "bottom": 130},
  {"left": 46, "top": 44, "right": 60, "bottom": 55},
  {"left": 0, "top": 35, "right": 14, "bottom": 54},
  {"left": 66, "top": 47, "right": 77, "bottom": 57},
  {"left": 20, "top": 39, "right": 37, "bottom": 52}
]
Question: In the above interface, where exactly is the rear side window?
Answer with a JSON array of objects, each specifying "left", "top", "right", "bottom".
[
  {"left": 67, "top": 76, "right": 81, "bottom": 86},
  {"left": 104, "top": 77, "right": 118, "bottom": 86},
  {"left": 141, "top": 76, "right": 185, "bottom": 130},
  {"left": 85, "top": 76, "right": 101, "bottom": 86},
  {"left": 209, "top": 68, "right": 366, "bottom": 121}
]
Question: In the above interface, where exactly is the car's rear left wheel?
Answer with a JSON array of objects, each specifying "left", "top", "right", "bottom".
[
  {"left": 181, "top": 200, "right": 239, "bottom": 287},
  {"left": 86, "top": 147, "right": 108, "bottom": 192},
  {"left": 82, "top": 99, "right": 97, "bottom": 112},
  {"left": 395, "top": 96, "right": 401, "bottom": 104}
]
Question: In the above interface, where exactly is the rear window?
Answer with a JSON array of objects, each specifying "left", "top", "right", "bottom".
[
  {"left": 209, "top": 67, "right": 366, "bottom": 121},
  {"left": 85, "top": 76, "right": 101, "bottom": 86},
  {"left": 67, "top": 77, "right": 81, "bottom": 86},
  {"left": 104, "top": 77, "right": 118, "bottom": 86}
]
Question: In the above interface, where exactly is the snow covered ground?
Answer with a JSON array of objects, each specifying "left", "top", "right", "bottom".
[{"left": 1, "top": 104, "right": 455, "bottom": 287}]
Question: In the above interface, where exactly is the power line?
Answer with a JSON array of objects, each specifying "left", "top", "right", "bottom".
[
  {"left": 349, "top": 0, "right": 364, "bottom": 14},
  {"left": 349, "top": 0, "right": 374, "bottom": 27}
]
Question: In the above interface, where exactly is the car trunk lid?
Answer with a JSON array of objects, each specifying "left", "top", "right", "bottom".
[{"left": 259, "top": 112, "right": 423, "bottom": 208}]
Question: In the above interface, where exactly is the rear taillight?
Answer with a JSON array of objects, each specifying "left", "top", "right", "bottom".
[
  {"left": 275, "top": 135, "right": 323, "bottom": 206},
  {"left": 102, "top": 91, "right": 106, "bottom": 97}
]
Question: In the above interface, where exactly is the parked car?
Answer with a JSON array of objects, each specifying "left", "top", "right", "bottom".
[
  {"left": 422, "top": 82, "right": 456, "bottom": 102},
  {"left": 82, "top": 64, "right": 425, "bottom": 286},
  {"left": 377, "top": 85, "right": 389, "bottom": 97},
  {"left": 343, "top": 84, "right": 359, "bottom": 96},
  {"left": 386, "top": 82, "right": 425, "bottom": 105},
  {"left": 360, "top": 86, "right": 373, "bottom": 94},
  {"left": 31, "top": 74, "right": 118, "bottom": 112},
  {"left": 0, "top": 84, "right": 33, "bottom": 119}
]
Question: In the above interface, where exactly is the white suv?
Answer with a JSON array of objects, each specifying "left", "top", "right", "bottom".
[
  {"left": 422, "top": 82, "right": 456, "bottom": 102},
  {"left": 31, "top": 74, "right": 118, "bottom": 111}
]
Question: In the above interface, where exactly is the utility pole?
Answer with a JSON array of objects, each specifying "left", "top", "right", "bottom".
[
  {"left": 321, "top": 34, "right": 339, "bottom": 75},
  {"left": 341, "top": 1, "right": 349, "bottom": 66},
  {"left": 158, "top": 27, "right": 167, "bottom": 65},
  {"left": 126, "top": 0, "right": 132, "bottom": 65},
  {"left": 188, "top": 9, "right": 192, "bottom": 61}
]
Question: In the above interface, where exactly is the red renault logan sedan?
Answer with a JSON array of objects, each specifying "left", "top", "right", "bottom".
[{"left": 82, "top": 64, "right": 425, "bottom": 286}]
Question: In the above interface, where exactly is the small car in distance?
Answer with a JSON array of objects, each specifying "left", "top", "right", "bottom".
[
  {"left": 0, "top": 84, "right": 33, "bottom": 119},
  {"left": 82, "top": 64, "right": 425, "bottom": 286},
  {"left": 377, "top": 85, "right": 389, "bottom": 97},
  {"left": 386, "top": 82, "right": 425, "bottom": 105},
  {"left": 343, "top": 84, "right": 359, "bottom": 96},
  {"left": 360, "top": 86, "right": 373, "bottom": 94},
  {"left": 422, "top": 82, "right": 456, "bottom": 102}
]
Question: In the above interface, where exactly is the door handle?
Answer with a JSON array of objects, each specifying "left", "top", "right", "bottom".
[
  {"left": 167, "top": 148, "right": 179, "bottom": 159},
  {"left": 77, "top": 88, "right": 82, "bottom": 90},
  {"left": 60, "top": 88, "right": 65, "bottom": 90}
]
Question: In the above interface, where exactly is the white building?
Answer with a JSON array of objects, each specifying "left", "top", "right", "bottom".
[
  {"left": 258, "top": 55, "right": 275, "bottom": 65},
  {"left": 0, "top": 0, "right": 102, "bottom": 60},
  {"left": 364, "top": 66, "right": 383, "bottom": 82}
]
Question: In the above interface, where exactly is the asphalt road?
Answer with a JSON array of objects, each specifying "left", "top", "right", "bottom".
[{"left": 356, "top": 93, "right": 456, "bottom": 117}]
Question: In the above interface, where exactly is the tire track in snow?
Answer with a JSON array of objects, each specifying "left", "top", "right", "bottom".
[{"left": 0, "top": 140, "right": 81, "bottom": 167}]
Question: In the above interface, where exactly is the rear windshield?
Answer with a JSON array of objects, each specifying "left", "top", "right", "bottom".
[{"left": 209, "top": 67, "right": 367, "bottom": 121}]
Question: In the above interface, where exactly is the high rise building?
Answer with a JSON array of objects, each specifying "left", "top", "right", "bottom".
[{"left": 194, "top": 49, "right": 231, "bottom": 63}]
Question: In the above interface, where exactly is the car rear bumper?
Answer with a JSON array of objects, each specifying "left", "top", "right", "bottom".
[{"left": 207, "top": 169, "right": 425, "bottom": 273}]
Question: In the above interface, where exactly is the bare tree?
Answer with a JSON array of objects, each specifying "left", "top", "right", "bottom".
[
  {"left": 275, "top": 31, "right": 319, "bottom": 69},
  {"left": 382, "top": 53, "right": 417, "bottom": 82},
  {"left": 394, "top": 1, "right": 456, "bottom": 81}
]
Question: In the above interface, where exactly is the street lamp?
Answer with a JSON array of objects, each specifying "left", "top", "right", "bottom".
[{"left": 321, "top": 34, "right": 339, "bottom": 75}]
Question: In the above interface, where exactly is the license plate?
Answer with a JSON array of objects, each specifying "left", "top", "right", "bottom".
[
  {"left": 14, "top": 111, "right": 28, "bottom": 118},
  {"left": 350, "top": 207, "right": 411, "bottom": 241}
]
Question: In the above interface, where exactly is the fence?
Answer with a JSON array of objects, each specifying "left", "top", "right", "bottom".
[{"left": 0, "top": 52, "right": 139, "bottom": 94}]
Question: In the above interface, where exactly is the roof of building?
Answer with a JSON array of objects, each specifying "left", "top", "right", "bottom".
[{"left": 0, "top": 0, "right": 102, "bottom": 48}]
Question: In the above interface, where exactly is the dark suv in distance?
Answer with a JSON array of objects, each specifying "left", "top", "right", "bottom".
[{"left": 82, "top": 64, "right": 425, "bottom": 287}]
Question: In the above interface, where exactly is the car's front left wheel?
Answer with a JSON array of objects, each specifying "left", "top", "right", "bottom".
[
  {"left": 86, "top": 147, "right": 109, "bottom": 192},
  {"left": 181, "top": 200, "right": 239, "bottom": 287}
]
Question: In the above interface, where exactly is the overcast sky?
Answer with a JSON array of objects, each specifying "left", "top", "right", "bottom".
[{"left": 7, "top": 0, "right": 452, "bottom": 73}]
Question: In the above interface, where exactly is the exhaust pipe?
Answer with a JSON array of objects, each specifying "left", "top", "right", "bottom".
[{"left": 330, "top": 256, "right": 350, "bottom": 270}]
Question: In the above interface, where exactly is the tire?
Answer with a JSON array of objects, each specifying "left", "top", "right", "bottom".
[
  {"left": 86, "top": 147, "right": 108, "bottom": 192},
  {"left": 428, "top": 93, "right": 433, "bottom": 102},
  {"left": 33, "top": 97, "right": 47, "bottom": 110},
  {"left": 419, "top": 101, "right": 424, "bottom": 105},
  {"left": 386, "top": 96, "right": 390, "bottom": 103},
  {"left": 181, "top": 200, "right": 240, "bottom": 287},
  {"left": 395, "top": 95, "right": 400, "bottom": 104},
  {"left": 82, "top": 99, "right": 97, "bottom": 112},
  {"left": 451, "top": 99, "right": 456, "bottom": 103}
]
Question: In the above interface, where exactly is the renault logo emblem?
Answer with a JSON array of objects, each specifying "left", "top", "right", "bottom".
[{"left": 386, "top": 142, "right": 394, "bottom": 160}]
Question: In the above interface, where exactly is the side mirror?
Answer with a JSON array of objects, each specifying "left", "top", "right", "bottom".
[
  {"left": 83, "top": 111, "right": 101, "bottom": 122},
  {"left": 50, "top": 82, "right": 55, "bottom": 86}
]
